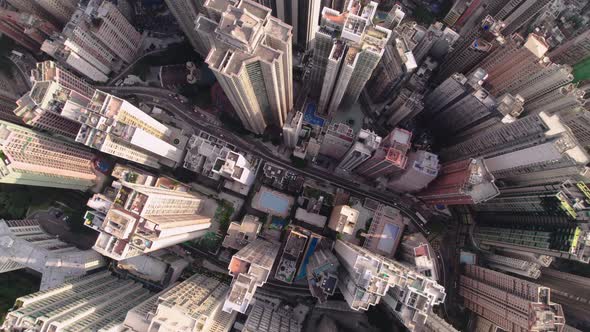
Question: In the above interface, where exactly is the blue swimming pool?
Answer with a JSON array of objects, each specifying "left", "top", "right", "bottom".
[
  {"left": 259, "top": 191, "right": 290, "bottom": 215},
  {"left": 304, "top": 102, "right": 325, "bottom": 127}
]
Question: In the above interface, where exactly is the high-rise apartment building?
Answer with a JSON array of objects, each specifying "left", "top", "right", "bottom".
[
  {"left": 1, "top": 271, "right": 153, "bottom": 332},
  {"left": 549, "top": 29, "right": 590, "bottom": 65},
  {"left": 387, "top": 150, "right": 439, "bottom": 193},
  {"left": 164, "top": 0, "right": 209, "bottom": 56},
  {"left": 356, "top": 128, "right": 412, "bottom": 179},
  {"left": 224, "top": 238, "right": 280, "bottom": 314},
  {"left": 482, "top": 253, "right": 542, "bottom": 279},
  {"left": 495, "top": 0, "right": 554, "bottom": 35},
  {"left": 335, "top": 240, "right": 446, "bottom": 330},
  {"left": 562, "top": 109, "right": 590, "bottom": 150},
  {"left": 336, "top": 129, "right": 381, "bottom": 172},
  {"left": 524, "top": 83, "right": 587, "bottom": 116},
  {"left": 424, "top": 313, "right": 461, "bottom": 332},
  {"left": 328, "top": 205, "right": 359, "bottom": 234},
  {"left": 243, "top": 301, "right": 302, "bottom": 332},
  {"left": 365, "top": 38, "right": 417, "bottom": 104},
  {"left": 384, "top": 4, "right": 405, "bottom": 29},
  {"left": 275, "top": 0, "right": 322, "bottom": 48},
  {"left": 0, "top": 219, "right": 104, "bottom": 290},
  {"left": 196, "top": 0, "right": 293, "bottom": 135},
  {"left": 443, "top": 0, "right": 471, "bottom": 26},
  {"left": 20, "top": 0, "right": 77, "bottom": 25},
  {"left": 0, "top": 90, "right": 21, "bottom": 125},
  {"left": 283, "top": 111, "right": 303, "bottom": 148},
  {"left": 412, "top": 22, "right": 446, "bottom": 64},
  {"left": 0, "top": 120, "right": 97, "bottom": 190},
  {"left": 474, "top": 218, "right": 590, "bottom": 263},
  {"left": 0, "top": 9, "right": 59, "bottom": 53},
  {"left": 433, "top": 16, "right": 504, "bottom": 83},
  {"left": 122, "top": 271, "right": 237, "bottom": 332},
  {"left": 473, "top": 180, "right": 590, "bottom": 219},
  {"left": 312, "top": 2, "right": 392, "bottom": 114},
  {"left": 417, "top": 158, "right": 500, "bottom": 205},
  {"left": 459, "top": 265, "right": 565, "bottom": 332},
  {"left": 85, "top": 182, "right": 211, "bottom": 260},
  {"left": 318, "top": 122, "right": 355, "bottom": 160},
  {"left": 381, "top": 89, "right": 424, "bottom": 127},
  {"left": 41, "top": 0, "right": 142, "bottom": 82}
]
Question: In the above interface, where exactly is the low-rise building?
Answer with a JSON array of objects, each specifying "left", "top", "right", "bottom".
[
  {"left": 363, "top": 205, "right": 406, "bottom": 258},
  {"left": 306, "top": 247, "right": 339, "bottom": 303},
  {"left": 328, "top": 205, "right": 359, "bottom": 235},
  {"left": 222, "top": 215, "right": 262, "bottom": 251}
]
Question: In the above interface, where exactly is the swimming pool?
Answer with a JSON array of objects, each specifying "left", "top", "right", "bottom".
[
  {"left": 259, "top": 191, "right": 290, "bottom": 215},
  {"left": 377, "top": 224, "right": 400, "bottom": 254},
  {"left": 304, "top": 102, "right": 325, "bottom": 127}
]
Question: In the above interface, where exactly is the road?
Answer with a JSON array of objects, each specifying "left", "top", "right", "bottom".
[{"left": 99, "top": 86, "right": 432, "bottom": 237}]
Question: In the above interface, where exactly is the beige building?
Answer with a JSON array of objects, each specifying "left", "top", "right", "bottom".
[
  {"left": 0, "top": 120, "right": 97, "bottom": 190},
  {"left": 86, "top": 182, "right": 212, "bottom": 260},
  {"left": 196, "top": 0, "right": 293, "bottom": 135},
  {"left": 0, "top": 219, "right": 104, "bottom": 290},
  {"left": 222, "top": 215, "right": 262, "bottom": 250},
  {"left": 1, "top": 271, "right": 153, "bottom": 332},
  {"left": 224, "top": 238, "right": 280, "bottom": 314},
  {"left": 318, "top": 122, "right": 355, "bottom": 160},
  {"left": 328, "top": 205, "right": 359, "bottom": 234},
  {"left": 123, "top": 272, "right": 237, "bottom": 332}
]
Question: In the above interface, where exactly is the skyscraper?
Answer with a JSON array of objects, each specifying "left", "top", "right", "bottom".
[
  {"left": 275, "top": 0, "right": 322, "bottom": 48},
  {"left": 433, "top": 16, "right": 504, "bottom": 83},
  {"left": 524, "top": 83, "right": 587, "bottom": 116},
  {"left": 382, "top": 89, "right": 424, "bottom": 127},
  {"left": 1, "top": 271, "right": 153, "bottom": 332},
  {"left": 334, "top": 240, "right": 446, "bottom": 330},
  {"left": 41, "top": 0, "right": 142, "bottom": 82},
  {"left": 85, "top": 182, "right": 212, "bottom": 260},
  {"left": 494, "top": 0, "right": 554, "bottom": 35},
  {"left": 549, "top": 29, "right": 590, "bottom": 66},
  {"left": 482, "top": 253, "right": 542, "bottom": 279},
  {"left": 312, "top": 2, "right": 392, "bottom": 114},
  {"left": 0, "top": 90, "right": 21, "bottom": 125},
  {"left": 123, "top": 271, "right": 237, "bottom": 332},
  {"left": 164, "top": 0, "right": 209, "bottom": 56},
  {"left": 196, "top": 0, "right": 293, "bottom": 135},
  {"left": 282, "top": 111, "right": 303, "bottom": 148},
  {"left": 318, "top": 122, "right": 355, "bottom": 160},
  {"left": 0, "top": 120, "right": 97, "bottom": 190},
  {"left": 459, "top": 265, "right": 565, "bottom": 332},
  {"left": 0, "top": 219, "right": 105, "bottom": 290},
  {"left": 356, "top": 127, "right": 412, "bottom": 179},
  {"left": 387, "top": 150, "right": 439, "bottom": 193},
  {"left": 336, "top": 129, "right": 381, "bottom": 172},
  {"left": 223, "top": 238, "right": 280, "bottom": 314},
  {"left": 417, "top": 158, "right": 500, "bottom": 205}
]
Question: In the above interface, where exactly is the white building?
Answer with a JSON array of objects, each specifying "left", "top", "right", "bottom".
[
  {"left": 0, "top": 219, "right": 104, "bottom": 290},
  {"left": 86, "top": 182, "right": 212, "bottom": 260},
  {"left": 212, "top": 151, "right": 255, "bottom": 185},
  {"left": 336, "top": 129, "right": 381, "bottom": 173},
  {"left": 328, "top": 205, "right": 359, "bottom": 235},
  {"left": 283, "top": 111, "right": 303, "bottom": 148},
  {"left": 223, "top": 239, "right": 280, "bottom": 314}
]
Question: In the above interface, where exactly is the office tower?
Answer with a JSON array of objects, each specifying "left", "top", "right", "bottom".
[
  {"left": 363, "top": 204, "right": 406, "bottom": 258},
  {"left": 365, "top": 38, "right": 417, "bottom": 104},
  {"left": 212, "top": 151, "right": 255, "bottom": 185},
  {"left": 0, "top": 120, "right": 98, "bottom": 190},
  {"left": 335, "top": 240, "right": 446, "bottom": 330},
  {"left": 275, "top": 0, "right": 322, "bottom": 48},
  {"left": 356, "top": 127, "right": 411, "bottom": 179},
  {"left": 222, "top": 215, "right": 262, "bottom": 250},
  {"left": 243, "top": 301, "right": 302, "bottom": 332},
  {"left": 417, "top": 158, "right": 500, "bottom": 205},
  {"left": 123, "top": 272, "right": 237, "bottom": 332},
  {"left": 387, "top": 151, "right": 439, "bottom": 193},
  {"left": 41, "top": 0, "right": 142, "bottom": 82},
  {"left": 434, "top": 16, "right": 504, "bottom": 83},
  {"left": 482, "top": 253, "right": 542, "bottom": 278},
  {"left": 473, "top": 180, "right": 590, "bottom": 219},
  {"left": 549, "top": 30, "right": 590, "bottom": 65},
  {"left": 0, "top": 219, "right": 104, "bottom": 289},
  {"left": 384, "top": 4, "right": 404, "bottom": 29},
  {"left": 224, "top": 238, "right": 280, "bottom": 314},
  {"left": 524, "top": 84, "right": 587, "bottom": 116},
  {"left": 306, "top": 247, "right": 339, "bottom": 303},
  {"left": 196, "top": 0, "right": 293, "bottom": 135},
  {"left": 1, "top": 271, "right": 153, "bottom": 332},
  {"left": 536, "top": 268, "right": 590, "bottom": 329},
  {"left": 0, "top": 9, "right": 59, "bottom": 53},
  {"left": 283, "top": 111, "right": 303, "bottom": 148},
  {"left": 459, "top": 265, "right": 565, "bottom": 332},
  {"left": 318, "top": 122, "right": 355, "bottom": 160},
  {"left": 382, "top": 90, "right": 424, "bottom": 127},
  {"left": 164, "top": 0, "right": 209, "bottom": 57},
  {"left": 0, "top": 90, "right": 20, "bottom": 125},
  {"left": 562, "top": 109, "right": 590, "bottom": 150},
  {"left": 328, "top": 205, "right": 359, "bottom": 234},
  {"left": 336, "top": 129, "right": 381, "bottom": 172},
  {"left": 313, "top": 3, "right": 392, "bottom": 114},
  {"left": 474, "top": 217, "right": 590, "bottom": 262},
  {"left": 86, "top": 182, "right": 211, "bottom": 260},
  {"left": 443, "top": 0, "right": 471, "bottom": 26}
]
